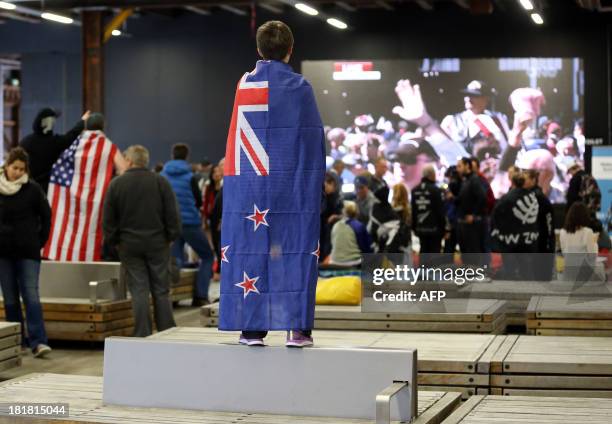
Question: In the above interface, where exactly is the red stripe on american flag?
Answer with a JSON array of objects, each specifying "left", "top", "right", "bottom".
[
  {"left": 42, "top": 184, "right": 59, "bottom": 258},
  {"left": 94, "top": 144, "right": 117, "bottom": 261},
  {"left": 240, "top": 130, "right": 268, "bottom": 176},
  {"left": 66, "top": 133, "right": 96, "bottom": 260},
  {"left": 54, "top": 187, "right": 71, "bottom": 259},
  {"left": 78, "top": 135, "right": 105, "bottom": 261}
]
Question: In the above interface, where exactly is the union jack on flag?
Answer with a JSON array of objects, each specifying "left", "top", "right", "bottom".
[{"left": 43, "top": 130, "right": 118, "bottom": 261}]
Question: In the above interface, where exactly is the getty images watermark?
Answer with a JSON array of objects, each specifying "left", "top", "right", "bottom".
[
  {"left": 371, "top": 263, "right": 487, "bottom": 302},
  {"left": 360, "top": 253, "right": 488, "bottom": 312}
]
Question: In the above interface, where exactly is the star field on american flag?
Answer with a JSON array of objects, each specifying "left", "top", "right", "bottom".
[
  {"left": 49, "top": 142, "right": 78, "bottom": 186},
  {"left": 246, "top": 204, "right": 269, "bottom": 231},
  {"left": 235, "top": 271, "right": 260, "bottom": 298}
]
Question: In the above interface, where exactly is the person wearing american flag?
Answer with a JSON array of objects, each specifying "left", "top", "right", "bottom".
[
  {"left": 42, "top": 113, "right": 128, "bottom": 262},
  {"left": 219, "top": 21, "right": 326, "bottom": 347}
]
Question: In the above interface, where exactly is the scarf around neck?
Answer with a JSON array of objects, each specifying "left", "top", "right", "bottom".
[{"left": 0, "top": 167, "right": 28, "bottom": 196}]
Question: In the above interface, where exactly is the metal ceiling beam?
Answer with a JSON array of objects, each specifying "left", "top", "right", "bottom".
[{"left": 103, "top": 7, "right": 133, "bottom": 42}]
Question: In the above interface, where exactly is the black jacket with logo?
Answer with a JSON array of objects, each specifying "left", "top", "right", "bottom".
[
  {"left": 490, "top": 187, "right": 539, "bottom": 252},
  {"left": 411, "top": 178, "right": 446, "bottom": 236}
]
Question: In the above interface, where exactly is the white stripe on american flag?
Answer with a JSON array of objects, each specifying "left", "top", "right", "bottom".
[
  {"left": 59, "top": 136, "right": 88, "bottom": 261},
  {"left": 42, "top": 183, "right": 57, "bottom": 258},
  {"left": 47, "top": 186, "right": 67, "bottom": 259},
  {"left": 84, "top": 139, "right": 112, "bottom": 261},
  {"left": 70, "top": 136, "right": 97, "bottom": 261}
]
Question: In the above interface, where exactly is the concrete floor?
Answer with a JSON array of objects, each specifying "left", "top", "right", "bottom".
[{"left": 0, "top": 282, "right": 221, "bottom": 382}]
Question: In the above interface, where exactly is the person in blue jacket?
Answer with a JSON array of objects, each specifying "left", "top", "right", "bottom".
[{"left": 162, "top": 144, "right": 214, "bottom": 306}]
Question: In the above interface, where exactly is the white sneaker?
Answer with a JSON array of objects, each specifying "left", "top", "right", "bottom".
[{"left": 33, "top": 344, "right": 52, "bottom": 358}]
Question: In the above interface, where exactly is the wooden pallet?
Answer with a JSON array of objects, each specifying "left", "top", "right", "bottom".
[
  {"left": 527, "top": 295, "right": 612, "bottom": 336},
  {"left": 487, "top": 334, "right": 612, "bottom": 398},
  {"left": 171, "top": 269, "right": 197, "bottom": 302},
  {"left": 0, "top": 373, "right": 461, "bottom": 423},
  {"left": 201, "top": 300, "right": 507, "bottom": 334},
  {"left": 153, "top": 327, "right": 502, "bottom": 398},
  {"left": 0, "top": 322, "right": 21, "bottom": 373},
  {"left": 456, "top": 280, "right": 612, "bottom": 326},
  {"left": 441, "top": 395, "right": 612, "bottom": 423},
  {"left": 0, "top": 298, "right": 134, "bottom": 342}
]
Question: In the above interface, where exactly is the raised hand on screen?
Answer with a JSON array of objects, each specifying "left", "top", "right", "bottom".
[{"left": 392, "top": 79, "right": 429, "bottom": 123}]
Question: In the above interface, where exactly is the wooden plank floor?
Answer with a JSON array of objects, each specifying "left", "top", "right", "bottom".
[
  {"left": 0, "top": 299, "right": 134, "bottom": 342},
  {"left": 0, "top": 373, "right": 461, "bottom": 424},
  {"left": 0, "top": 304, "right": 202, "bottom": 382},
  {"left": 527, "top": 296, "right": 612, "bottom": 336},
  {"left": 456, "top": 280, "right": 612, "bottom": 326},
  {"left": 202, "top": 300, "right": 508, "bottom": 334},
  {"left": 441, "top": 395, "right": 612, "bottom": 423},
  {"left": 488, "top": 334, "right": 612, "bottom": 397}
]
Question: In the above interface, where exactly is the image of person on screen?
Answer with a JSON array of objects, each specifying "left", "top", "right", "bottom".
[{"left": 392, "top": 80, "right": 511, "bottom": 163}]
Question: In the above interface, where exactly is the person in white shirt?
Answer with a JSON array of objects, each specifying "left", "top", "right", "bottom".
[{"left": 559, "top": 201, "right": 601, "bottom": 281}]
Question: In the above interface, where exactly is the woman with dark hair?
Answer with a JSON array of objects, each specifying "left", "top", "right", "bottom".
[
  {"left": 560, "top": 202, "right": 600, "bottom": 281},
  {"left": 0, "top": 147, "right": 52, "bottom": 357},
  {"left": 560, "top": 202, "right": 598, "bottom": 254}
]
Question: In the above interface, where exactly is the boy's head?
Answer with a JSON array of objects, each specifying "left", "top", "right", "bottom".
[
  {"left": 256, "top": 20, "right": 294, "bottom": 62},
  {"left": 172, "top": 143, "right": 190, "bottom": 160}
]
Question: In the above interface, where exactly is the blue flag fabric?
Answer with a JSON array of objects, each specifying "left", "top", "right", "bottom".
[{"left": 219, "top": 60, "right": 325, "bottom": 331}]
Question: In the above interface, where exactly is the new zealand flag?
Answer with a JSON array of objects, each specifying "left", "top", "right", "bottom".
[{"left": 219, "top": 60, "right": 325, "bottom": 331}]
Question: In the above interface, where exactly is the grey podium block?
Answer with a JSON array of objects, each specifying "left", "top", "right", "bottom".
[
  {"left": 102, "top": 337, "right": 417, "bottom": 421},
  {"left": 38, "top": 261, "right": 125, "bottom": 300}
]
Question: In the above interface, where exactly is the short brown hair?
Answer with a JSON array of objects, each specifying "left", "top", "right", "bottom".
[
  {"left": 5, "top": 146, "right": 29, "bottom": 173},
  {"left": 256, "top": 21, "right": 294, "bottom": 61},
  {"left": 172, "top": 143, "right": 190, "bottom": 160},
  {"left": 564, "top": 202, "right": 591, "bottom": 233}
]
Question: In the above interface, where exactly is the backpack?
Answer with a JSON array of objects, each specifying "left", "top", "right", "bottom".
[{"left": 579, "top": 174, "right": 601, "bottom": 213}]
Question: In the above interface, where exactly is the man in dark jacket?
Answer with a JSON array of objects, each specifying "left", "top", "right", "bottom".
[
  {"left": 19, "top": 108, "right": 89, "bottom": 192},
  {"left": 411, "top": 165, "right": 446, "bottom": 265},
  {"left": 456, "top": 157, "right": 487, "bottom": 266},
  {"left": 161, "top": 143, "right": 214, "bottom": 306},
  {"left": 102, "top": 145, "right": 179, "bottom": 337}
]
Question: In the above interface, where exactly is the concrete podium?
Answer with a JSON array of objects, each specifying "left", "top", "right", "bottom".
[{"left": 102, "top": 336, "right": 418, "bottom": 422}]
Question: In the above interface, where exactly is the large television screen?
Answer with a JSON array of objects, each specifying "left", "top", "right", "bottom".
[{"left": 303, "top": 58, "right": 584, "bottom": 203}]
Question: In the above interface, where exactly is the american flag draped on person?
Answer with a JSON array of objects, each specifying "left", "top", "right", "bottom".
[
  {"left": 43, "top": 113, "right": 126, "bottom": 261},
  {"left": 219, "top": 21, "right": 325, "bottom": 347}
]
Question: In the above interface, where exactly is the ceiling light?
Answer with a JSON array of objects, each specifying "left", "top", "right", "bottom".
[
  {"left": 0, "top": 1, "right": 16, "bottom": 10},
  {"left": 530, "top": 13, "right": 543, "bottom": 24},
  {"left": 295, "top": 3, "right": 319, "bottom": 16},
  {"left": 327, "top": 18, "right": 347, "bottom": 29},
  {"left": 111, "top": 29, "right": 121, "bottom": 36},
  {"left": 41, "top": 12, "right": 74, "bottom": 24},
  {"left": 519, "top": 0, "right": 534, "bottom": 10}
]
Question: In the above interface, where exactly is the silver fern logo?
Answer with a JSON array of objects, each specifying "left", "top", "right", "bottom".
[{"left": 512, "top": 192, "right": 539, "bottom": 224}]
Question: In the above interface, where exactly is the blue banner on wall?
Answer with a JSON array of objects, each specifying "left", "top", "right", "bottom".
[{"left": 592, "top": 146, "right": 612, "bottom": 235}]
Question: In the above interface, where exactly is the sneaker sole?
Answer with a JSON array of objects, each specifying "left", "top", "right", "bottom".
[
  {"left": 239, "top": 339, "right": 265, "bottom": 346},
  {"left": 285, "top": 341, "right": 314, "bottom": 348},
  {"left": 33, "top": 348, "right": 51, "bottom": 358}
]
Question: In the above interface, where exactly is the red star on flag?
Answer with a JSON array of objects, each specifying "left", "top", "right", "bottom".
[
  {"left": 311, "top": 241, "right": 320, "bottom": 259},
  {"left": 221, "top": 245, "right": 230, "bottom": 263},
  {"left": 235, "top": 272, "right": 260, "bottom": 298},
  {"left": 246, "top": 204, "right": 269, "bottom": 231}
]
